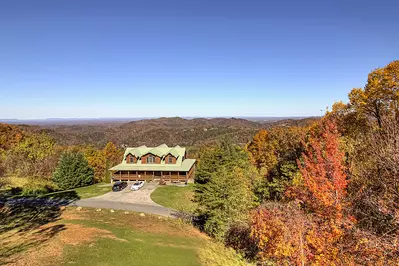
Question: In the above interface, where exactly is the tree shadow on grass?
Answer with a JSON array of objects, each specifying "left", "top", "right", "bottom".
[{"left": 0, "top": 191, "right": 80, "bottom": 262}]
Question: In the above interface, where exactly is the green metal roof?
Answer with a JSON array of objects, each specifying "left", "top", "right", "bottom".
[
  {"left": 123, "top": 144, "right": 185, "bottom": 159},
  {"left": 109, "top": 159, "right": 196, "bottom": 172},
  {"left": 109, "top": 144, "right": 196, "bottom": 172}
]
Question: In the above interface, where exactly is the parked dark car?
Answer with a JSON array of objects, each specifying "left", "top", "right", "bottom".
[{"left": 112, "top": 181, "right": 127, "bottom": 192}]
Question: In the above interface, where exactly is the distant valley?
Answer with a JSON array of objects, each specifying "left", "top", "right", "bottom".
[{"left": 16, "top": 117, "right": 319, "bottom": 153}]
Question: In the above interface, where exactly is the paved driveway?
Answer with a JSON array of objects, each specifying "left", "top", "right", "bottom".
[
  {"left": 93, "top": 182, "right": 160, "bottom": 205},
  {"left": 71, "top": 182, "right": 178, "bottom": 217}
]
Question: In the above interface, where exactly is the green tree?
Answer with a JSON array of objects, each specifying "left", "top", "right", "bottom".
[
  {"left": 195, "top": 138, "right": 260, "bottom": 240},
  {"left": 195, "top": 138, "right": 250, "bottom": 184},
  {"left": 53, "top": 151, "right": 94, "bottom": 190},
  {"left": 198, "top": 166, "right": 256, "bottom": 240}
]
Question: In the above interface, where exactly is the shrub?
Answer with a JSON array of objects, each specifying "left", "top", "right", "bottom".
[
  {"left": 52, "top": 151, "right": 94, "bottom": 190},
  {"left": 225, "top": 222, "right": 258, "bottom": 261},
  {"left": 20, "top": 178, "right": 56, "bottom": 196}
]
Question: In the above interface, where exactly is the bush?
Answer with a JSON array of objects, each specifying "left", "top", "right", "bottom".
[
  {"left": 20, "top": 177, "right": 56, "bottom": 196},
  {"left": 52, "top": 151, "right": 94, "bottom": 190},
  {"left": 225, "top": 222, "right": 258, "bottom": 261}
]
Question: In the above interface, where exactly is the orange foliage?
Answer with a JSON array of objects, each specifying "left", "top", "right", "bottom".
[
  {"left": 297, "top": 120, "right": 348, "bottom": 221},
  {"left": 0, "top": 123, "right": 24, "bottom": 151},
  {"left": 250, "top": 203, "right": 308, "bottom": 265}
]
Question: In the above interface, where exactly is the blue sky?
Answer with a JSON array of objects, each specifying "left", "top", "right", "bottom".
[{"left": 1, "top": 0, "right": 398, "bottom": 119}]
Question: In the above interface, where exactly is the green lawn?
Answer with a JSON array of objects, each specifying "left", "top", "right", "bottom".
[
  {"left": 62, "top": 183, "right": 111, "bottom": 199},
  {"left": 2, "top": 177, "right": 111, "bottom": 200},
  {"left": 151, "top": 184, "right": 197, "bottom": 213},
  {"left": 1, "top": 207, "right": 249, "bottom": 266},
  {"left": 2, "top": 183, "right": 111, "bottom": 201}
]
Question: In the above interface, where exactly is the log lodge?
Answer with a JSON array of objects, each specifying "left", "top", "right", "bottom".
[{"left": 109, "top": 144, "right": 196, "bottom": 183}]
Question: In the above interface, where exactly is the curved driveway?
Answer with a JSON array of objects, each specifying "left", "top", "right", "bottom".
[{"left": 71, "top": 182, "right": 178, "bottom": 217}]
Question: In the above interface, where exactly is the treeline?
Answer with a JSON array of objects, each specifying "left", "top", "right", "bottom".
[
  {"left": 39, "top": 117, "right": 262, "bottom": 148},
  {"left": 38, "top": 117, "right": 317, "bottom": 149},
  {"left": 194, "top": 61, "right": 399, "bottom": 265},
  {"left": 0, "top": 123, "right": 122, "bottom": 194}
]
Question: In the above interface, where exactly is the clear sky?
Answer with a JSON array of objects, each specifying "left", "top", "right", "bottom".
[{"left": 1, "top": 0, "right": 398, "bottom": 119}]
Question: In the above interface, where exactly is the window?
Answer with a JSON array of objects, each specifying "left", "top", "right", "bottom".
[
  {"left": 129, "top": 156, "right": 134, "bottom": 163},
  {"left": 168, "top": 156, "right": 173, "bottom": 164},
  {"left": 146, "top": 155, "right": 155, "bottom": 164}
]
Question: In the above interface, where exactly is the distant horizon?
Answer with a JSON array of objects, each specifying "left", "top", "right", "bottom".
[
  {"left": 0, "top": 115, "right": 320, "bottom": 126},
  {"left": 0, "top": 115, "right": 314, "bottom": 121}
]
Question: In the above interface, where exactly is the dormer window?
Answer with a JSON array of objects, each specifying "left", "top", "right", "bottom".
[
  {"left": 129, "top": 156, "right": 135, "bottom": 163},
  {"left": 168, "top": 156, "right": 173, "bottom": 164},
  {"left": 147, "top": 155, "right": 155, "bottom": 164}
]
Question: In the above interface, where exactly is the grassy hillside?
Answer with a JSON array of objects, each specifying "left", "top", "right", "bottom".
[{"left": 0, "top": 206, "right": 249, "bottom": 266}]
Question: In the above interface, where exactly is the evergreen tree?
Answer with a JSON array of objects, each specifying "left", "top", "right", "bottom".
[
  {"left": 198, "top": 166, "right": 257, "bottom": 240},
  {"left": 195, "top": 137, "right": 249, "bottom": 184},
  {"left": 52, "top": 151, "right": 94, "bottom": 190},
  {"left": 194, "top": 138, "right": 261, "bottom": 239}
]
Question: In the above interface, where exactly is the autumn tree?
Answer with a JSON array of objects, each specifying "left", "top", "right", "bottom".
[
  {"left": 328, "top": 61, "right": 399, "bottom": 235},
  {"left": 84, "top": 146, "right": 106, "bottom": 183},
  {"left": 4, "top": 132, "right": 59, "bottom": 178},
  {"left": 296, "top": 120, "right": 348, "bottom": 219},
  {"left": 249, "top": 120, "right": 353, "bottom": 265},
  {"left": 103, "top": 142, "right": 122, "bottom": 183},
  {"left": 246, "top": 129, "right": 277, "bottom": 172},
  {"left": 295, "top": 119, "right": 352, "bottom": 264},
  {"left": 83, "top": 142, "right": 122, "bottom": 183},
  {"left": 348, "top": 60, "right": 399, "bottom": 129},
  {"left": 0, "top": 123, "right": 24, "bottom": 151},
  {"left": 250, "top": 203, "right": 309, "bottom": 265},
  {"left": 246, "top": 127, "right": 306, "bottom": 200}
]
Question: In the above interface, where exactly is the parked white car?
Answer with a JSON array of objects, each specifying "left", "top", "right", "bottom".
[{"left": 131, "top": 181, "right": 145, "bottom": 191}]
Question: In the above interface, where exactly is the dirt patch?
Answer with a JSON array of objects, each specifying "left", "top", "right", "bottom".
[
  {"left": 110, "top": 214, "right": 207, "bottom": 239},
  {"left": 60, "top": 208, "right": 207, "bottom": 239},
  {"left": 61, "top": 211, "right": 89, "bottom": 221},
  {"left": 5, "top": 223, "right": 125, "bottom": 266}
]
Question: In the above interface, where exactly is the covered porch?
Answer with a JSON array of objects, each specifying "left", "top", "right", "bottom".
[{"left": 110, "top": 166, "right": 195, "bottom": 183}]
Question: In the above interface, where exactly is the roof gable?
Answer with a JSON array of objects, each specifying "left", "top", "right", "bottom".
[{"left": 123, "top": 144, "right": 185, "bottom": 161}]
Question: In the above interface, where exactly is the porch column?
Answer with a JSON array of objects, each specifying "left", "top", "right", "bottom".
[
  {"left": 128, "top": 171, "right": 130, "bottom": 181},
  {"left": 110, "top": 170, "right": 114, "bottom": 184}
]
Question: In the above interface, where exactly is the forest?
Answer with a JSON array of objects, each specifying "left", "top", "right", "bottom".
[
  {"left": 193, "top": 61, "right": 399, "bottom": 265},
  {"left": 1, "top": 61, "right": 398, "bottom": 265}
]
